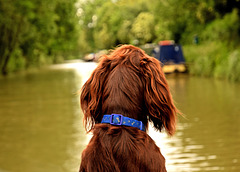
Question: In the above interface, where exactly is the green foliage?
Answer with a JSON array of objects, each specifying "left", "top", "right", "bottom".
[
  {"left": 184, "top": 43, "right": 218, "bottom": 77},
  {"left": 0, "top": 0, "right": 79, "bottom": 75},
  {"left": 184, "top": 42, "right": 240, "bottom": 81},
  {"left": 202, "top": 9, "right": 240, "bottom": 43},
  {"left": 94, "top": 24, "right": 115, "bottom": 49},
  {"left": 77, "top": 0, "right": 151, "bottom": 53},
  {"left": 78, "top": 0, "right": 239, "bottom": 49},
  {"left": 6, "top": 48, "right": 26, "bottom": 73},
  {"left": 117, "top": 20, "right": 132, "bottom": 43},
  {"left": 131, "top": 12, "right": 155, "bottom": 44},
  {"left": 1, "top": 0, "right": 240, "bottom": 81},
  {"left": 227, "top": 50, "right": 240, "bottom": 82}
]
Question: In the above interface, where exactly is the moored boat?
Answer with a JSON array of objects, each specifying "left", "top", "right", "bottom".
[{"left": 152, "top": 40, "right": 188, "bottom": 73}]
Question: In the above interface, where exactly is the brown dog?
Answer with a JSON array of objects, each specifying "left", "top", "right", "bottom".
[{"left": 80, "top": 45, "right": 179, "bottom": 172}]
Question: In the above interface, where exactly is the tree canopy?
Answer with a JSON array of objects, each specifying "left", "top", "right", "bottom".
[
  {"left": 77, "top": 0, "right": 240, "bottom": 51},
  {"left": 1, "top": 0, "right": 240, "bottom": 76},
  {"left": 0, "top": 0, "right": 79, "bottom": 74}
]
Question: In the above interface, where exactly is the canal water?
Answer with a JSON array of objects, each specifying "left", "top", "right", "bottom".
[{"left": 0, "top": 61, "right": 239, "bottom": 172}]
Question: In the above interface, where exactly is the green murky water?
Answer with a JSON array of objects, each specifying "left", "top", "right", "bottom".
[{"left": 0, "top": 61, "right": 239, "bottom": 172}]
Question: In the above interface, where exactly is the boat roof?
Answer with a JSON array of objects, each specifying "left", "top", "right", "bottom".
[{"left": 159, "top": 40, "right": 175, "bottom": 46}]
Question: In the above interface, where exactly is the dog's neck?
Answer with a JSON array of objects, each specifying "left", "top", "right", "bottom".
[
  {"left": 103, "top": 107, "right": 148, "bottom": 127},
  {"left": 101, "top": 114, "right": 146, "bottom": 131}
]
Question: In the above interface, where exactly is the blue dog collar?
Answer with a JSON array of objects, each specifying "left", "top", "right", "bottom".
[{"left": 101, "top": 114, "right": 145, "bottom": 131}]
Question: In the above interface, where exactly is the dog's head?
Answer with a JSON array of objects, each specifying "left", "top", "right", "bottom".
[{"left": 80, "top": 45, "right": 179, "bottom": 135}]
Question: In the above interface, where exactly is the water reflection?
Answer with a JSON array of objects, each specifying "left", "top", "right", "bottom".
[
  {"left": 0, "top": 61, "right": 240, "bottom": 172},
  {"left": 149, "top": 74, "right": 240, "bottom": 172},
  {"left": 0, "top": 61, "right": 97, "bottom": 172},
  {"left": 49, "top": 60, "right": 97, "bottom": 146}
]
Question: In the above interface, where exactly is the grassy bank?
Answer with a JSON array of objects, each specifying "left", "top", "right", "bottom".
[{"left": 184, "top": 42, "right": 240, "bottom": 82}]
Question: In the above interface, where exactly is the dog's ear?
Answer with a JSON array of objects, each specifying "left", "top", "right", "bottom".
[
  {"left": 80, "top": 56, "right": 111, "bottom": 132},
  {"left": 141, "top": 57, "right": 178, "bottom": 135}
]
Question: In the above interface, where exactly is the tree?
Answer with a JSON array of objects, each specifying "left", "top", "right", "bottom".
[
  {"left": 131, "top": 12, "right": 155, "bottom": 44},
  {"left": 0, "top": 0, "right": 79, "bottom": 75}
]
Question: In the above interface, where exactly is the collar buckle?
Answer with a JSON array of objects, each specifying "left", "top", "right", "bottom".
[{"left": 110, "top": 114, "right": 123, "bottom": 125}]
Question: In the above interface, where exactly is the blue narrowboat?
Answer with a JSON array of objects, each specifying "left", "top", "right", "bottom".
[{"left": 153, "top": 40, "right": 187, "bottom": 73}]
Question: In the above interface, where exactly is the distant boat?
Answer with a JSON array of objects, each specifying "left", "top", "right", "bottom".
[
  {"left": 83, "top": 50, "right": 108, "bottom": 62},
  {"left": 152, "top": 40, "right": 188, "bottom": 73},
  {"left": 83, "top": 53, "right": 96, "bottom": 62}
]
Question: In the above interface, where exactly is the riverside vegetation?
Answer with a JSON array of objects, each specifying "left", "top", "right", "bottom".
[
  {"left": 0, "top": 0, "right": 79, "bottom": 75},
  {"left": 1, "top": 0, "right": 240, "bottom": 81}
]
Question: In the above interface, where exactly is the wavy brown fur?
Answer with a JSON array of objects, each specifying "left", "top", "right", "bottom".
[{"left": 80, "top": 45, "right": 179, "bottom": 172}]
